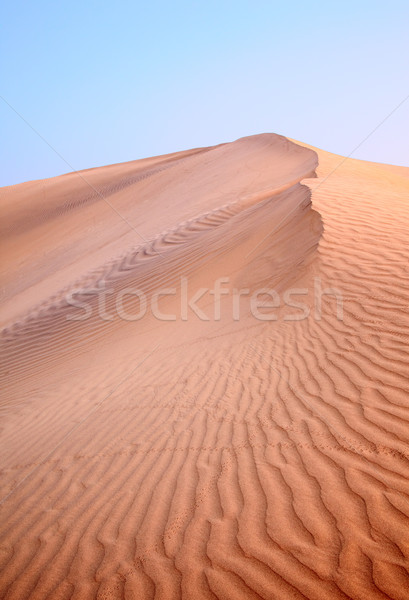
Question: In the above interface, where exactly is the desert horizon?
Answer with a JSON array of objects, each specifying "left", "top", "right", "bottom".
[{"left": 1, "top": 132, "right": 408, "bottom": 599}]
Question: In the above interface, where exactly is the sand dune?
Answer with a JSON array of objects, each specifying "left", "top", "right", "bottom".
[{"left": 1, "top": 134, "right": 408, "bottom": 599}]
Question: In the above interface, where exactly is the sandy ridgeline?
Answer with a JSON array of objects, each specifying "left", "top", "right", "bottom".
[{"left": 0, "top": 134, "right": 409, "bottom": 599}]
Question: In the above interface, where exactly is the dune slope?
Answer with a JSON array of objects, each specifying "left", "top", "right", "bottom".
[{"left": 0, "top": 134, "right": 408, "bottom": 600}]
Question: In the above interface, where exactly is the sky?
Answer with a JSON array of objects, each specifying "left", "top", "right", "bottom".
[{"left": 1, "top": 1, "right": 409, "bottom": 186}]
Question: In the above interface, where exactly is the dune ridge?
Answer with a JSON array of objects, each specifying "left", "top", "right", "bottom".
[{"left": 0, "top": 134, "right": 408, "bottom": 599}]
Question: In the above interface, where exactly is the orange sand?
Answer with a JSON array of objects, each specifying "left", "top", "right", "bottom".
[{"left": 1, "top": 134, "right": 408, "bottom": 599}]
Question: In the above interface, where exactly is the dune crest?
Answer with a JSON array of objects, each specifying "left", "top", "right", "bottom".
[{"left": 1, "top": 134, "right": 408, "bottom": 599}]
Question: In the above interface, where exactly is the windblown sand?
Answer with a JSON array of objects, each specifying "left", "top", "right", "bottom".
[{"left": 1, "top": 134, "right": 408, "bottom": 599}]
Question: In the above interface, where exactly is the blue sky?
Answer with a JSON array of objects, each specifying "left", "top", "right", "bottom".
[{"left": 1, "top": 1, "right": 408, "bottom": 185}]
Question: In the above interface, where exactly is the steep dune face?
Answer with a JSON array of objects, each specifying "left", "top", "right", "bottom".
[
  {"left": 0, "top": 134, "right": 408, "bottom": 600},
  {"left": 1, "top": 135, "right": 320, "bottom": 396}
]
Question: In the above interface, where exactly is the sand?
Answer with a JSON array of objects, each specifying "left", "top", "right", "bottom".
[{"left": 0, "top": 134, "right": 408, "bottom": 599}]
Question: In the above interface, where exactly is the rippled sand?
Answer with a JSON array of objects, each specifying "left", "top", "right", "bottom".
[{"left": 1, "top": 134, "right": 408, "bottom": 599}]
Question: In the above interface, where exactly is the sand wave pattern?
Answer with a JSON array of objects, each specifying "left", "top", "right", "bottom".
[{"left": 0, "top": 134, "right": 408, "bottom": 599}]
